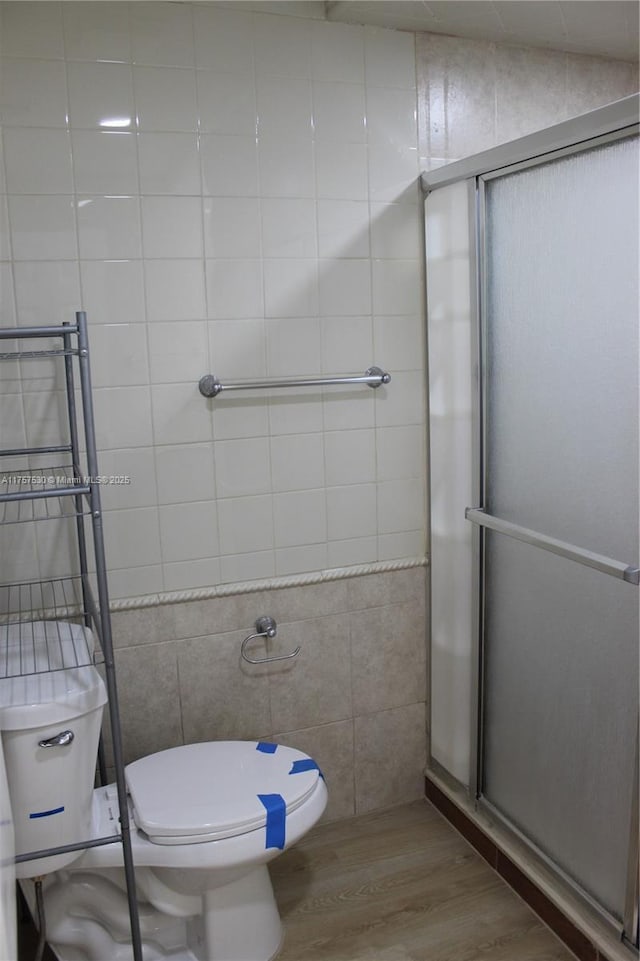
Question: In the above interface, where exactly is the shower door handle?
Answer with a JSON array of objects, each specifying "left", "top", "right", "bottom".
[{"left": 465, "top": 508, "right": 640, "bottom": 585}]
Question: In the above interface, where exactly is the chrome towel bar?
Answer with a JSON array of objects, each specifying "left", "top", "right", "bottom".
[{"left": 199, "top": 366, "right": 391, "bottom": 398}]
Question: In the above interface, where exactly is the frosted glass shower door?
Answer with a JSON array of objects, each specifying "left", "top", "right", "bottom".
[{"left": 479, "top": 135, "right": 639, "bottom": 922}]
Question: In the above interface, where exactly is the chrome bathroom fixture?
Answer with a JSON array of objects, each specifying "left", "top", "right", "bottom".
[
  {"left": 199, "top": 366, "right": 391, "bottom": 398},
  {"left": 241, "top": 616, "right": 301, "bottom": 664}
]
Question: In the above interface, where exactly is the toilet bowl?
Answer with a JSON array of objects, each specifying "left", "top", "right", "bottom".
[{"left": 0, "top": 621, "right": 328, "bottom": 961}]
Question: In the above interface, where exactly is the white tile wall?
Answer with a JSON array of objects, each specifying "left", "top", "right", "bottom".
[{"left": 0, "top": 2, "right": 634, "bottom": 599}]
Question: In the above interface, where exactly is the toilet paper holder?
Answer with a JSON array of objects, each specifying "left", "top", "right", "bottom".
[{"left": 241, "top": 616, "right": 301, "bottom": 665}]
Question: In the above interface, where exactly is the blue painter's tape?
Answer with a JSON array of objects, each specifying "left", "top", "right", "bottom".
[
  {"left": 257, "top": 794, "right": 286, "bottom": 850},
  {"left": 29, "top": 806, "right": 64, "bottom": 819},
  {"left": 256, "top": 742, "right": 278, "bottom": 754},
  {"left": 289, "top": 758, "right": 324, "bottom": 780}
]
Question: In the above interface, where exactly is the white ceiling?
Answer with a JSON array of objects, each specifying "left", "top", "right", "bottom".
[{"left": 212, "top": 1, "right": 640, "bottom": 62}]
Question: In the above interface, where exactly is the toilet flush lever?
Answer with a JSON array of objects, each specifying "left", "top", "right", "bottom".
[
  {"left": 38, "top": 730, "right": 74, "bottom": 749},
  {"left": 241, "top": 617, "right": 301, "bottom": 665}
]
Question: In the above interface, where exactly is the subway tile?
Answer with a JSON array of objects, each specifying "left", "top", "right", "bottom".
[
  {"left": 80, "top": 260, "right": 145, "bottom": 326},
  {"left": 206, "top": 259, "right": 264, "bottom": 319},
  {"left": 313, "top": 82, "right": 366, "bottom": 143},
  {"left": 325, "top": 429, "right": 376, "bottom": 487},
  {"left": 372, "top": 259, "right": 422, "bottom": 315},
  {"left": 144, "top": 260, "right": 206, "bottom": 322},
  {"left": 200, "top": 134, "right": 258, "bottom": 196},
  {"left": 104, "top": 506, "right": 162, "bottom": 571},
  {"left": 327, "top": 484, "right": 377, "bottom": 541},
  {"left": 148, "top": 320, "right": 208, "bottom": 384},
  {"left": 134, "top": 66, "right": 198, "bottom": 132},
  {"left": 67, "top": 62, "right": 134, "bottom": 131},
  {"left": 327, "top": 536, "right": 377, "bottom": 568},
  {"left": 8, "top": 196, "right": 77, "bottom": 262},
  {"left": 266, "top": 317, "right": 322, "bottom": 378},
  {"left": 63, "top": 2, "right": 131, "bottom": 63},
  {"left": 151, "top": 382, "right": 213, "bottom": 447},
  {"left": 194, "top": 7, "right": 255, "bottom": 73},
  {"left": 141, "top": 196, "right": 203, "bottom": 260},
  {"left": 378, "top": 530, "right": 425, "bottom": 560},
  {"left": 204, "top": 198, "right": 262, "bottom": 259},
  {"left": 72, "top": 130, "right": 138, "bottom": 194},
  {"left": 1, "top": 2, "right": 64, "bottom": 59},
  {"left": 138, "top": 132, "right": 200, "bottom": 195},
  {"left": 197, "top": 71, "right": 257, "bottom": 136},
  {"left": 95, "top": 447, "right": 158, "bottom": 512},
  {"left": 258, "top": 136, "right": 315, "bottom": 198},
  {"left": 155, "top": 443, "right": 216, "bottom": 506},
  {"left": 220, "top": 550, "right": 276, "bottom": 585},
  {"left": 214, "top": 437, "right": 272, "bottom": 498},
  {"left": 321, "top": 316, "right": 374, "bottom": 374},
  {"left": 261, "top": 199, "right": 317, "bottom": 259},
  {"left": 264, "top": 259, "right": 319, "bottom": 318},
  {"left": 163, "top": 558, "right": 221, "bottom": 593},
  {"left": 88, "top": 322, "right": 149, "bottom": 388},
  {"left": 159, "top": 500, "right": 219, "bottom": 563},
  {"left": 368, "top": 141, "right": 420, "bottom": 204},
  {"left": 258, "top": 77, "right": 313, "bottom": 140},
  {"left": 273, "top": 489, "right": 326, "bottom": 548},
  {"left": 208, "top": 319, "right": 267, "bottom": 380},
  {"left": 130, "top": 2, "right": 195, "bottom": 68},
  {"left": 0, "top": 59, "right": 68, "bottom": 128},
  {"left": 378, "top": 478, "right": 426, "bottom": 535},
  {"left": 217, "top": 494, "right": 274, "bottom": 555},
  {"left": 270, "top": 433, "right": 325, "bottom": 492},
  {"left": 374, "top": 369, "right": 425, "bottom": 427},
  {"left": 0, "top": 265, "right": 15, "bottom": 326},
  {"left": 103, "top": 566, "right": 165, "bottom": 604},
  {"left": 366, "top": 87, "right": 418, "bottom": 147},
  {"left": 77, "top": 196, "right": 142, "bottom": 261},
  {"left": 275, "top": 544, "right": 328, "bottom": 576},
  {"left": 376, "top": 425, "right": 425, "bottom": 482},
  {"left": 317, "top": 200, "right": 370, "bottom": 259},
  {"left": 315, "top": 141, "right": 368, "bottom": 200},
  {"left": 370, "top": 203, "right": 421, "bottom": 260},
  {"left": 364, "top": 26, "right": 416, "bottom": 89},
  {"left": 92, "top": 385, "right": 154, "bottom": 450},
  {"left": 319, "top": 259, "right": 372, "bottom": 316},
  {"left": 13, "top": 261, "right": 80, "bottom": 326},
  {"left": 253, "top": 13, "right": 312, "bottom": 79},
  {"left": 3, "top": 128, "right": 73, "bottom": 195},
  {"left": 268, "top": 393, "right": 324, "bottom": 437},
  {"left": 311, "top": 20, "right": 365, "bottom": 84},
  {"left": 373, "top": 314, "right": 424, "bottom": 370}
]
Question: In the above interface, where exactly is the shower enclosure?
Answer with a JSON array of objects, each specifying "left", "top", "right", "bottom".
[{"left": 424, "top": 94, "right": 639, "bottom": 946}]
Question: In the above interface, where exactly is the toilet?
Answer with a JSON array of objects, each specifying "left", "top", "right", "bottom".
[{"left": 0, "top": 621, "right": 328, "bottom": 961}]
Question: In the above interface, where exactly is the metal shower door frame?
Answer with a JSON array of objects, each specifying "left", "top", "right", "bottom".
[{"left": 467, "top": 123, "right": 640, "bottom": 946}]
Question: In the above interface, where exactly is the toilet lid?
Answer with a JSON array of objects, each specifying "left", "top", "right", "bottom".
[{"left": 125, "top": 741, "right": 321, "bottom": 844}]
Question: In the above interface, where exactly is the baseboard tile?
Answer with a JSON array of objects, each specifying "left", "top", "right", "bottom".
[{"left": 425, "top": 775, "right": 636, "bottom": 961}]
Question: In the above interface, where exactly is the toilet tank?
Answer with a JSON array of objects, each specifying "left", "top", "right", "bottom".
[{"left": 0, "top": 621, "right": 107, "bottom": 878}]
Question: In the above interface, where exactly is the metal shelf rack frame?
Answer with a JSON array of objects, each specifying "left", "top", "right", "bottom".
[{"left": 0, "top": 312, "right": 143, "bottom": 961}]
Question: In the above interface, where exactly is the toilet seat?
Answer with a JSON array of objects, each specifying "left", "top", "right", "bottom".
[{"left": 125, "top": 741, "right": 321, "bottom": 845}]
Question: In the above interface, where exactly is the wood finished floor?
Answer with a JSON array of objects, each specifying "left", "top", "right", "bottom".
[{"left": 271, "top": 799, "right": 574, "bottom": 961}]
